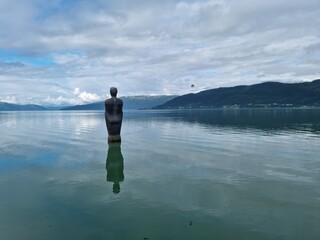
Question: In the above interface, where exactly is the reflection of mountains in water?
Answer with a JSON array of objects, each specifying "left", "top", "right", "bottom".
[{"left": 126, "top": 109, "right": 320, "bottom": 133}]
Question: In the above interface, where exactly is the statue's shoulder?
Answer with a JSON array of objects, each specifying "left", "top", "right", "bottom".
[{"left": 105, "top": 98, "right": 112, "bottom": 104}]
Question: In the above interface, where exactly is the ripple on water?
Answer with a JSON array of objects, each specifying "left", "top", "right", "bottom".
[{"left": 0, "top": 110, "right": 320, "bottom": 240}]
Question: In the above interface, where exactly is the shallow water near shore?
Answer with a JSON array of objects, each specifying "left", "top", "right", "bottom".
[{"left": 0, "top": 109, "right": 319, "bottom": 240}]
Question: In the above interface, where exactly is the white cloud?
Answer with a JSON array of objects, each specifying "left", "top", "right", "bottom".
[
  {"left": 73, "top": 87, "right": 102, "bottom": 102},
  {"left": 264, "top": 36, "right": 320, "bottom": 53},
  {"left": 0, "top": 0, "right": 319, "bottom": 105},
  {"left": 51, "top": 53, "right": 84, "bottom": 64},
  {"left": 0, "top": 96, "right": 17, "bottom": 104},
  {"left": 43, "top": 96, "right": 78, "bottom": 106},
  {"left": 73, "top": 87, "right": 81, "bottom": 95},
  {"left": 42, "top": 87, "right": 102, "bottom": 106},
  {"left": 77, "top": 89, "right": 102, "bottom": 102}
]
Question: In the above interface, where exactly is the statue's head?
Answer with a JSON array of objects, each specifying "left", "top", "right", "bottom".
[{"left": 110, "top": 87, "right": 118, "bottom": 97}]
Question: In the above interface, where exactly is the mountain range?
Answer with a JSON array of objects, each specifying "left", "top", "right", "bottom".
[
  {"left": 61, "top": 95, "right": 177, "bottom": 110},
  {"left": 155, "top": 79, "right": 320, "bottom": 109},
  {"left": 2, "top": 80, "right": 320, "bottom": 111},
  {"left": 0, "top": 95, "right": 176, "bottom": 111},
  {"left": 0, "top": 102, "right": 46, "bottom": 111}
]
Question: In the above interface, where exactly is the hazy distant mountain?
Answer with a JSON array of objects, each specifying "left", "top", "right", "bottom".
[
  {"left": 62, "top": 101, "right": 104, "bottom": 110},
  {"left": 0, "top": 102, "right": 46, "bottom": 111},
  {"left": 154, "top": 80, "right": 320, "bottom": 109},
  {"left": 62, "top": 95, "right": 177, "bottom": 110},
  {"left": 44, "top": 105, "right": 71, "bottom": 110}
]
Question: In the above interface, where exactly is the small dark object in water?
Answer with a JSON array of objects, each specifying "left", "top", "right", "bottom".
[
  {"left": 143, "top": 238, "right": 149, "bottom": 240},
  {"left": 105, "top": 87, "right": 123, "bottom": 142},
  {"left": 189, "top": 220, "right": 192, "bottom": 226},
  {"left": 191, "top": 84, "right": 194, "bottom": 88}
]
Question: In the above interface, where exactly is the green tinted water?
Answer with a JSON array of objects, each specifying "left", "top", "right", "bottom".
[{"left": 0, "top": 109, "right": 319, "bottom": 240}]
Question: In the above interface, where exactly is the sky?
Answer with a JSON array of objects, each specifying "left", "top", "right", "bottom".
[{"left": 0, "top": 0, "right": 320, "bottom": 106}]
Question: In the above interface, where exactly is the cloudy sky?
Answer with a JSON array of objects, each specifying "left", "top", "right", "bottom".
[{"left": 0, "top": 0, "right": 319, "bottom": 105}]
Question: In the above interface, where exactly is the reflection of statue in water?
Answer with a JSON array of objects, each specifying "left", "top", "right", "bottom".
[
  {"left": 106, "top": 142, "right": 124, "bottom": 194},
  {"left": 105, "top": 87, "right": 123, "bottom": 142}
]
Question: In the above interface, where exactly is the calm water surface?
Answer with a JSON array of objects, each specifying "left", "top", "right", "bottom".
[{"left": 0, "top": 109, "right": 319, "bottom": 240}]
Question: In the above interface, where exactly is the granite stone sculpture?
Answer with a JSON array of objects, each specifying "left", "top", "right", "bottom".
[{"left": 105, "top": 87, "right": 123, "bottom": 142}]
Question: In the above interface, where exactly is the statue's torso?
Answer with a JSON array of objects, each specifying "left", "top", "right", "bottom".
[{"left": 105, "top": 97, "right": 123, "bottom": 136}]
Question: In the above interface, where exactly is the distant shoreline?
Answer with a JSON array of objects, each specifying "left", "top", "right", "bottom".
[{"left": 2, "top": 106, "right": 320, "bottom": 112}]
